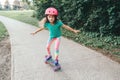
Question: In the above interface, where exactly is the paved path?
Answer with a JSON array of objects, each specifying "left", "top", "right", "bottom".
[{"left": 0, "top": 16, "right": 120, "bottom": 80}]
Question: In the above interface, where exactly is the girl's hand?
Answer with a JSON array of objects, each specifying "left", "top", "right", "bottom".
[
  {"left": 31, "top": 27, "right": 44, "bottom": 35},
  {"left": 31, "top": 32, "right": 36, "bottom": 35},
  {"left": 74, "top": 30, "right": 80, "bottom": 34}
]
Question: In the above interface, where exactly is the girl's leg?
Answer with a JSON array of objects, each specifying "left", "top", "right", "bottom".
[
  {"left": 46, "top": 38, "right": 55, "bottom": 56},
  {"left": 54, "top": 37, "right": 61, "bottom": 61}
]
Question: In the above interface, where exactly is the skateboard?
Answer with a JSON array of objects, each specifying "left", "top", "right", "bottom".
[{"left": 45, "top": 56, "right": 61, "bottom": 71}]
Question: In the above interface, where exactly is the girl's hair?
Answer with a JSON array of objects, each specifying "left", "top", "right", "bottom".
[{"left": 45, "top": 15, "right": 58, "bottom": 23}]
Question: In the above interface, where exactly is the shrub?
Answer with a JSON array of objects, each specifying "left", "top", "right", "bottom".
[{"left": 33, "top": 0, "right": 120, "bottom": 36}]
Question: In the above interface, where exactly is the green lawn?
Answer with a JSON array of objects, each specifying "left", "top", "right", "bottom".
[
  {"left": 0, "top": 10, "right": 39, "bottom": 27},
  {"left": 0, "top": 10, "right": 119, "bottom": 59},
  {"left": 0, "top": 21, "right": 8, "bottom": 41}
]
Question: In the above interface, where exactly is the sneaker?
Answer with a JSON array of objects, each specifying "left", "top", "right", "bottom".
[
  {"left": 45, "top": 55, "right": 52, "bottom": 61},
  {"left": 54, "top": 59, "right": 59, "bottom": 66}
]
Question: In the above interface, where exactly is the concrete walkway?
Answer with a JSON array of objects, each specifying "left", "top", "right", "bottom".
[{"left": 0, "top": 16, "right": 120, "bottom": 80}]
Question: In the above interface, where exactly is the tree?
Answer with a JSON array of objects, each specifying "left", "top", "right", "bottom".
[
  {"left": 21, "top": 0, "right": 31, "bottom": 10},
  {"left": 0, "top": 2, "right": 2, "bottom": 10}
]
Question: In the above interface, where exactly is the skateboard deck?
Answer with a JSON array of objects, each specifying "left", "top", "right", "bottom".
[{"left": 45, "top": 56, "right": 61, "bottom": 71}]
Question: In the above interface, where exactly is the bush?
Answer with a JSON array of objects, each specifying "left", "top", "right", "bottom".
[
  {"left": 33, "top": 0, "right": 120, "bottom": 36},
  {"left": 0, "top": 4, "right": 2, "bottom": 10}
]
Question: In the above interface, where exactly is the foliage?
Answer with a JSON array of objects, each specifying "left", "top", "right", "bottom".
[
  {"left": 0, "top": 2, "right": 2, "bottom": 10},
  {"left": 33, "top": 0, "right": 120, "bottom": 36},
  {"left": 0, "top": 22, "right": 8, "bottom": 41},
  {"left": 62, "top": 28, "right": 120, "bottom": 57}
]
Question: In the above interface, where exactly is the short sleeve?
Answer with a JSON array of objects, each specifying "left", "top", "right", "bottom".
[
  {"left": 44, "top": 23, "right": 48, "bottom": 28},
  {"left": 58, "top": 20, "right": 64, "bottom": 27}
]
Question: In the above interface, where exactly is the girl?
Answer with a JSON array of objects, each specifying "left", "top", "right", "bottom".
[{"left": 31, "top": 7, "right": 80, "bottom": 66}]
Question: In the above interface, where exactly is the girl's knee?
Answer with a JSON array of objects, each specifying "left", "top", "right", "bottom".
[
  {"left": 46, "top": 46, "right": 50, "bottom": 50},
  {"left": 55, "top": 49, "right": 59, "bottom": 54}
]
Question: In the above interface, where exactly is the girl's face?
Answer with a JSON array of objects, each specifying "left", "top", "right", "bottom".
[{"left": 47, "top": 15, "right": 55, "bottom": 24}]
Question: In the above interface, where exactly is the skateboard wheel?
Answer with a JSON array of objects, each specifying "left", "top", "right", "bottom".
[
  {"left": 45, "top": 55, "right": 47, "bottom": 58},
  {"left": 54, "top": 66, "right": 61, "bottom": 71},
  {"left": 45, "top": 55, "right": 49, "bottom": 64},
  {"left": 45, "top": 61, "right": 48, "bottom": 64}
]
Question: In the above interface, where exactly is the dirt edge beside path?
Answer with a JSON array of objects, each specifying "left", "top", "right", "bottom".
[{"left": 0, "top": 37, "right": 11, "bottom": 80}]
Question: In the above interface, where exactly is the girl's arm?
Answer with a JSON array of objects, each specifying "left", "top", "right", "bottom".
[
  {"left": 62, "top": 24, "right": 80, "bottom": 34},
  {"left": 31, "top": 17, "right": 47, "bottom": 35},
  {"left": 39, "top": 17, "right": 47, "bottom": 27},
  {"left": 31, "top": 27, "right": 45, "bottom": 35}
]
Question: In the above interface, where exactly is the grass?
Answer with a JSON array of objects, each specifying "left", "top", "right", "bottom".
[
  {"left": 0, "top": 10, "right": 39, "bottom": 27},
  {"left": 62, "top": 28, "right": 120, "bottom": 59},
  {"left": 0, "top": 21, "right": 8, "bottom": 41},
  {"left": 0, "top": 10, "right": 119, "bottom": 61}
]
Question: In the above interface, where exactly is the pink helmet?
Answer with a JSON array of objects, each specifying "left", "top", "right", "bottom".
[{"left": 45, "top": 7, "right": 58, "bottom": 16}]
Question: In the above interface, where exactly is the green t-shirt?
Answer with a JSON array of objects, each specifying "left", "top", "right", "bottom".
[{"left": 44, "top": 20, "right": 63, "bottom": 39}]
